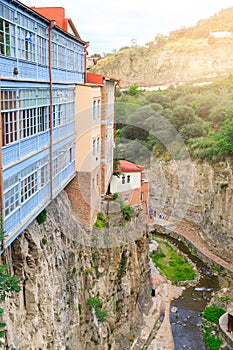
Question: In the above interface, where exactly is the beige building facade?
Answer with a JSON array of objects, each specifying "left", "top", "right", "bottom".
[{"left": 66, "top": 83, "right": 102, "bottom": 225}]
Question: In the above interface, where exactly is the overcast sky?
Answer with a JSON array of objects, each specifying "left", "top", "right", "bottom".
[{"left": 22, "top": 0, "right": 233, "bottom": 54}]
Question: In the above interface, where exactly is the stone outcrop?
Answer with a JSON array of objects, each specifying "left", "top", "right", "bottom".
[
  {"left": 2, "top": 191, "right": 150, "bottom": 350},
  {"left": 91, "top": 38, "right": 233, "bottom": 88},
  {"left": 148, "top": 159, "right": 233, "bottom": 260}
]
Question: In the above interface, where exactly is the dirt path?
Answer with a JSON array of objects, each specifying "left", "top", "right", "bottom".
[{"left": 130, "top": 241, "right": 183, "bottom": 350}]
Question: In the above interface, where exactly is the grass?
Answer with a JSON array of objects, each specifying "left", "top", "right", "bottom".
[
  {"left": 150, "top": 238, "right": 195, "bottom": 284},
  {"left": 201, "top": 304, "right": 225, "bottom": 350}
]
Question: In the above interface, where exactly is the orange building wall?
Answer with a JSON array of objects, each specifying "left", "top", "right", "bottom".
[{"left": 31, "top": 7, "right": 68, "bottom": 31}]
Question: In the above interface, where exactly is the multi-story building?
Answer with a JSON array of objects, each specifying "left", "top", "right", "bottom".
[
  {"left": 65, "top": 82, "right": 102, "bottom": 225},
  {"left": 66, "top": 72, "right": 119, "bottom": 225},
  {"left": 0, "top": 0, "right": 86, "bottom": 247},
  {"left": 86, "top": 72, "right": 119, "bottom": 195}
]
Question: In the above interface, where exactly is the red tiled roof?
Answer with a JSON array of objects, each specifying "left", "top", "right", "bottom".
[{"left": 118, "top": 160, "right": 144, "bottom": 172}]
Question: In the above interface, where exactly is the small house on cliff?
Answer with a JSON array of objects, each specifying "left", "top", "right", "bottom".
[{"left": 110, "top": 160, "right": 149, "bottom": 217}]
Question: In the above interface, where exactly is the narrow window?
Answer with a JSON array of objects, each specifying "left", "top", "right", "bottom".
[
  {"left": 92, "top": 139, "right": 96, "bottom": 155},
  {"left": 2, "top": 111, "right": 17, "bottom": 145},
  {"left": 127, "top": 175, "right": 130, "bottom": 183},
  {"left": 38, "top": 106, "right": 49, "bottom": 132},
  {"left": 122, "top": 175, "right": 125, "bottom": 184},
  {"left": 97, "top": 137, "right": 100, "bottom": 153},
  {"left": 97, "top": 100, "right": 101, "bottom": 117},
  {"left": 141, "top": 192, "right": 144, "bottom": 201},
  {"left": 41, "top": 164, "right": 49, "bottom": 188},
  {"left": 20, "top": 172, "right": 37, "bottom": 203},
  {"left": 69, "top": 147, "right": 73, "bottom": 163},
  {"left": 93, "top": 100, "right": 96, "bottom": 119},
  {"left": 4, "top": 185, "right": 20, "bottom": 217},
  {"left": 0, "top": 19, "right": 11, "bottom": 57}
]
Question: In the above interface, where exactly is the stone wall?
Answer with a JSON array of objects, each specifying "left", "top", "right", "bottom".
[
  {"left": 148, "top": 159, "right": 233, "bottom": 260},
  {"left": 2, "top": 191, "right": 150, "bottom": 350}
]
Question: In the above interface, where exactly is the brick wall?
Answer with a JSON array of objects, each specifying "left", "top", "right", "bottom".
[{"left": 65, "top": 171, "right": 101, "bottom": 225}]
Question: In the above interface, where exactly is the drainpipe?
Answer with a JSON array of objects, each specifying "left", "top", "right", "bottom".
[
  {"left": 113, "top": 79, "right": 120, "bottom": 171},
  {"left": 0, "top": 78, "right": 4, "bottom": 251},
  {"left": 84, "top": 41, "right": 89, "bottom": 83},
  {"left": 49, "top": 20, "right": 56, "bottom": 200}
]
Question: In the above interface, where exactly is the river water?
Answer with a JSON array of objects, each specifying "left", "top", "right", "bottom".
[{"left": 156, "top": 234, "right": 220, "bottom": 350}]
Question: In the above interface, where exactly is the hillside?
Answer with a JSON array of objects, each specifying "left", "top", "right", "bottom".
[{"left": 91, "top": 7, "right": 233, "bottom": 88}]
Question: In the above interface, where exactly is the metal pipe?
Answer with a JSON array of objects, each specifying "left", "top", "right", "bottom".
[
  {"left": 84, "top": 41, "right": 89, "bottom": 83},
  {"left": 0, "top": 78, "right": 5, "bottom": 251}
]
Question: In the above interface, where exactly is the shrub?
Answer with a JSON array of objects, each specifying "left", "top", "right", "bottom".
[
  {"left": 203, "top": 305, "right": 225, "bottom": 324},
  {"left": 87, "top": 297, "right": 102, "bottom": 309},
  {"left": 122, "top": 204, "right": 134, "bottom": 221},
  {"left": 116, "top": 199, "right": 134, "bottom": 221},
  {"left": 87, "top": 297, "right": 107, "bottom": 323},
  {"left": 94, "top": 212, "right": 108, "bottom": 228},
  {"left": 95, "top": 308, "right": 107, "bottom": 322},
  {"left": 41, "top": 237, "right": 47, "bottom": 245},
  {"left": 36, "top": 209, "right": 47, "bottom": 225},
  {"left": 113, "top": 192, "right": 119, "bottom": 200}
]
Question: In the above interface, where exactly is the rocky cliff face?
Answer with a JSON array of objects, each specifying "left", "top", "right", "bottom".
[
  {"left": 148, "top": 159, "right": 233, "bottom": 260},
  {"left": 91, "top": 38, "right": 233, "bottom": 88},
  {"left": 2, "top": 191, "right": 150, "bottom": 350}
]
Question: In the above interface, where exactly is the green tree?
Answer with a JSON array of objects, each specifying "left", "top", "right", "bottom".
[
  {"left": 128, "top": 84, "right": 141, "bottom": 96},
  {"left": 216, "top": 118, "right": 233, "bottom": 154},
  {"left": 171, "top": 105, "right": 196, "bottom": 130}
]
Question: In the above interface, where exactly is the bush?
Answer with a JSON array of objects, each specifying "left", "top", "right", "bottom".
[
  {"left": 203, "top": 305, "right": 225, "bottom": 324},
  {"left": 113, "top": 192, "right": 119, "bottom": 200},
  {"left": 41, "top": 237, "right": 47, "bottom": 245},
  {"left": 87, "top": 297, "right": 107, "bottom": 323},
  {"left": 116, "top": 199, "right": 134, "bottom": 221},
  {"left": 94, "top": 212, "right": 108, "bottom": 228},
  {"left": 95, "top": 308, "right": 107, "bottom": 322},
  {"left": 122, "top": 204, "right": 134, "bottom": 221},
  {"left": 87, "top": 297, "right": 102, "bottom": 309},
  {"left": 36, "top": 209, "right": 47, "bottom": 225}
]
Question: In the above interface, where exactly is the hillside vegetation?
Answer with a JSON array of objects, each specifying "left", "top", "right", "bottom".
[
  {"left": 91, "top": 7, "right": 233, "bottom": 88},
  {"left": 116, "top": 76, "right": 233, "bottom": 163}
]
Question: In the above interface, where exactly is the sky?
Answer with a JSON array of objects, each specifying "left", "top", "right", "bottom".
[{"left": 22, "top": 0, "right": 233, "bottom": 55}]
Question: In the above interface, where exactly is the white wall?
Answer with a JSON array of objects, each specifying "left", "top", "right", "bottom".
[{"left": 110, "top": 172, "right": 141, "bottom": 193}]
